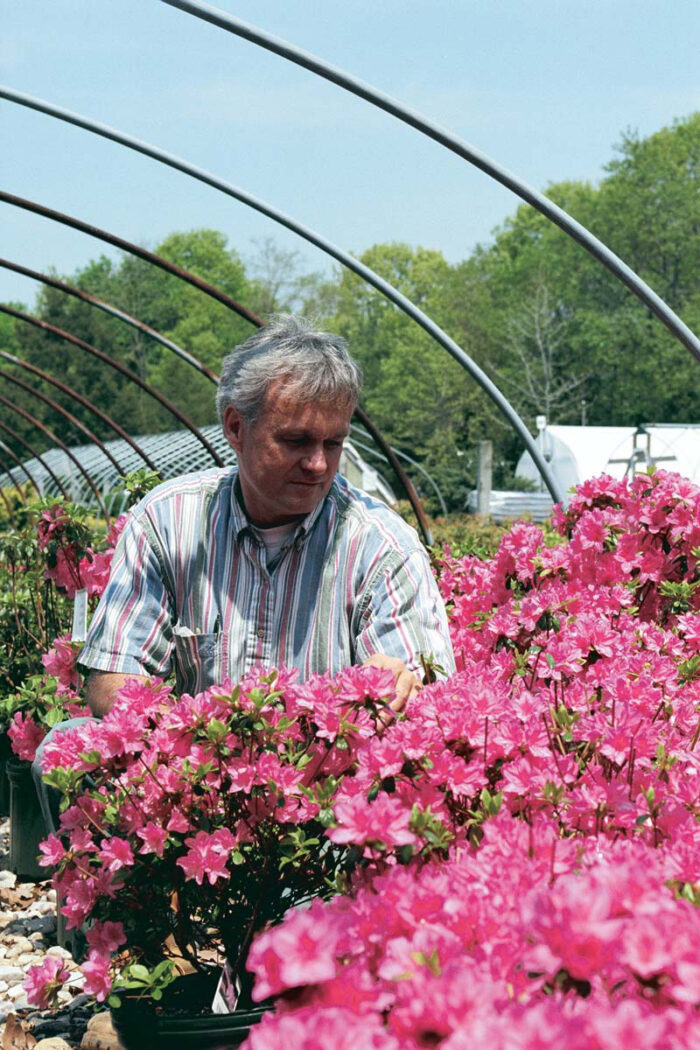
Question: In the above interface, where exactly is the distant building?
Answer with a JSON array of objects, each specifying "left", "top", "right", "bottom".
[
  {"left": 516, "top": 422, "right": 700, "bottom": 496},
  {"left": 470, "top": 422, "right": 700, "bottom": 522}
]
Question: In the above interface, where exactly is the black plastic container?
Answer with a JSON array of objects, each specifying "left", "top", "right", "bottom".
[
  {"left": 7, "top": 756, "right": 45, "bottom": 881},
  {"left": 111, "top": 971, "right": 269, "bottom": 1050}
]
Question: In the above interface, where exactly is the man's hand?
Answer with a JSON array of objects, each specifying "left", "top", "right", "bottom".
[{"left": 361, "top": 653, "right": 421, "bottom": 726}]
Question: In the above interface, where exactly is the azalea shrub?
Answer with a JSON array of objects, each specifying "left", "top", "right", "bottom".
[
  {"left": 1, "top": 488, "right": 139, "bottom": 761},
  {"left": 2, "top": 503, "right": 128, "bottom": 763},
  {"left": 31, "top": 663, "right": 453, "bottom": 1007},
  {"left": 240, "top": 471, "right": 700, "bottom": 1049}
]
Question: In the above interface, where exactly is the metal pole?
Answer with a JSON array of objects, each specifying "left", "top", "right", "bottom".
[
  {"left": 352, "top": 405, "right": 433, "bottom": 545},
  {"left": 0, "top": 397, "right": 110, "bottom": 519},
  {"left": 0, "top": 100, "right": 564, "bottom": 503},
  {"left": 0, "top": 366, "right": 126, "bottom": 477},
  {"left": 161, "top": 0, "right": 700, "bottom": 364},
  {"left": 0, "top": 304, "right": 225, "bottom": 468},
  {"left": 0, "top": 474, "right": 19, "bottom": 527},
  {"left": 349, "top": 427, "right": 448, "bottom": 518},
  {"left": 0, "top": 424, "right": 53, "bottom": 499},
  {"left": 0, "top": 192, "right": 259, "bottom": 330},
  {"left": 0, "top": 349, "right": 158, "bottom": 472},
  {"left": 0, "top": 258, "right": 219, "bottom": 383},
  {"left": 0, "top": 445, "right": 30, "bottom": 507},
  {"left": 477, "top": 441, "right": 493, "bottom": 517},
  {"left": 0, "top": 416, "right": 70, "bottom": 501}
]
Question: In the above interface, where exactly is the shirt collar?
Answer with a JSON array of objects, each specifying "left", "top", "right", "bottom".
[{"left": 230, "top": 471, "right": 338, "bottom": 543}]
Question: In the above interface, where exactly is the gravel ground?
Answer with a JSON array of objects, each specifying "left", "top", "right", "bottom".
[{"left": 0, "top": 817, "right": 97, "bottom": 1048}]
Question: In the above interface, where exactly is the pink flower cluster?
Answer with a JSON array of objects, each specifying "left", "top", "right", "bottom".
[
  {"left": 7, "top": 508, "right": 127, "bottom": 762},
  {"left": 33, "top": 665, "right": 411, "bottom": 1004},
  {"left": 242, "top": 471, "right": 700, "bottom": 1049},
  {"left": 37, "top": 504, "right": 127, "bottom": 599}
]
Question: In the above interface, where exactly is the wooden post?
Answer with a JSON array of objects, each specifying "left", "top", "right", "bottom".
[{"left": 477, "top": 440, "right": 492, "bottom": 516}]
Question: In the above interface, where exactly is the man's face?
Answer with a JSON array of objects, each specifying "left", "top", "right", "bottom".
[{"left": 223, "top": 379, "right": 353, "bottom": 527}]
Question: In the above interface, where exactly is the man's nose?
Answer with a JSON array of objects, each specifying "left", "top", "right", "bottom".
[{"left": 302, "top": 446, "right": 327, "bottom": 473}]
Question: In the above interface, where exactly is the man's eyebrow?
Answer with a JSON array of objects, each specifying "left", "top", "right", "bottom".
[{"left": 278, "top": 427, "right": 349, "bottom": 439}]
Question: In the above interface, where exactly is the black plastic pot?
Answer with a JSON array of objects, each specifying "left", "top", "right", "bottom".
[
  {"left": 7, "top": 756, "right": 45, "bottom": 881},
  {"left": 111, "top": 971, "right": 269, "bottom": 1050},
  {"left": 0, "top": 733, "right": 11, "bottom": 818}
]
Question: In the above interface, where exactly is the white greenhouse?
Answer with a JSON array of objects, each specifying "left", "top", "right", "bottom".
[
  {"left": 3, "top": 424, "right": 396, "bottom": 515},
  {"left": 516, "top": 423, "right": 700, "bottom": 502}
]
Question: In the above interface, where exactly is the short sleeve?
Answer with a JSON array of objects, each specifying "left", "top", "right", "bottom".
[
  {"left": 78, "top": 514, "right": 175, "bottom": 678},
  {"left": 352, "top": 545, "right": 456, "bottom": 678}
]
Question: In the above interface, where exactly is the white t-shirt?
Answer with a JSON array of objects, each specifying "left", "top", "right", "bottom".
[{"left": 251, "top": 521, "right": 297, "bottom": 567}]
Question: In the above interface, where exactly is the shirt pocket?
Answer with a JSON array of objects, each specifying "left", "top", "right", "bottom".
[{"left": 172, "top": 631, "right": 227, "bottom": 695}]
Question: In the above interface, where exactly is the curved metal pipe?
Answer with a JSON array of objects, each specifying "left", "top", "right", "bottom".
[
  {"left": 0, "top": 421, "right": 58, "bottom": 499},
  {"left": 0, "top": 396, "right": 110, "bottom": 519},
  {"left": 0, "top": 349, "right": 157, "bottom": 472},
  {"left": 352, "top": 405, "right": 433, "bottom": 545},
  {"left": 0, "top": 475, "right": 19, "bottom": 527},
  {"left": 0, "top": 250, "right": 434, "bottom": 544},
  {"left": 0, "top": 416, "right": 69, "bottom": 501},
  {"left": 0, "top": 304, "right": 224, "bottom": 467},
  {"left": 161, "top": 0, "right": 700, "bottom": 364},
  {"left": 0, "top": 445, "right": 29, "bottom": 513},
  {"left": 0, "top": 366, "right": 126, "bottom": 477},
  {"left": 0, "top": 193, "right": 259, "bottom": 329},
  {"left": 0, "top": 99, "right": 564, "bottom": 503},
  {"left": 350, "top": 427, "right": 448, "bottom": 518},
  {"left": 0, "top": 257, "right": 219, "bottom": 383}
]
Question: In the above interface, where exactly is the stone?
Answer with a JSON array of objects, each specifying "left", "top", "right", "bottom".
[
  {"left": 0, "top": 871, "right": 17, "bottom": 889},
  {"left": 27, "top": 901, "right": 55, "bottom": 917},
  {"left": 80, "top": 1011, "right": 123, "bottom": 1050},
  {"left": 34, "top": 1040, "right": 75, "bottom": 1050},
  {"left": 29, "top": 1017, "right": 73, "bottom": 1039},
  {"left": 45, "top": 946, "right": 72, "bottom": 960},
  {"left": 66, "top": 993, "right": 92, "bottom": 1012},
  {"left": 24, "top": 915, "right": 57, "bottom": 936},
  {"left": 0, "top": 964, "right": 25, "bottom": 982},
  {"left": 6, "top": 936, "right": 34, "bottom": 956}
]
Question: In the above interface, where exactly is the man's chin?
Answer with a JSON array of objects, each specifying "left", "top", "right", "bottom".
[{"left": 285, "top": 483, "right": 327, "bottom": 509}]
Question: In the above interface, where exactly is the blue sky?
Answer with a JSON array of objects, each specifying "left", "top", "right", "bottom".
[{"left": 1, "top": 0, "right": 698, "bottom": 306}]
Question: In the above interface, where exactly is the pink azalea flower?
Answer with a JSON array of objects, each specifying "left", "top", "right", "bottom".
[
  {"left": 81, "top": 949, "right": 113, "bottom": 1002},
  {"left": 38, "top": 833, "right": 67, "bottom": 869},
  {"left": 248, "top": 900, "right": 345, "bottom": 1000},
  {"left": 8, "top": 710, "right": 45, "bottom": 761},
  {"left": 136, "top": 822, "right": 169, "bottom": 857},
  {"left": 86, "top": 920, "right": 126, "bottom": 955},
  {"left": 99, "top": 837, "right": 135, "bottom": 871},
  {"left": 176, "top": 828, "right": 238, "bottom": 885},
  {"left": 42, "top": 633, "right": 81, "bottom": 694},
  {"left": 328, "top": 791, "right": 418, "bottom": 853},
  {"left": 24, "top": 955, "right": 71, "bottom": 1008}
]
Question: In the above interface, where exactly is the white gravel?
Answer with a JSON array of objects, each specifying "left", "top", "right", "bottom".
[{"left": 0, "top": 817, "right": 95, "bottom": 1047}]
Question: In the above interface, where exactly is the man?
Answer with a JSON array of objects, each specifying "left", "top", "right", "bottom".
[{"left": 79, "top": 314, "right": 455, "bottom": 714}]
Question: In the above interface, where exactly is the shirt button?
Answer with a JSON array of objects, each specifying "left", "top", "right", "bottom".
[{"left": 257, "top": 628, "right": 265, "bottom": 638}]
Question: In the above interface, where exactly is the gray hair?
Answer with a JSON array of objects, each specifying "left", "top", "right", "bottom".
[{"left": 216, "top": 314, "right": 362, "bottom": 424}]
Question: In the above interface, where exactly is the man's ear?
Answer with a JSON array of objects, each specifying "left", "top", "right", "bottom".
[{"left": 223, "top": 404, "right": 245, "bottom": 452}]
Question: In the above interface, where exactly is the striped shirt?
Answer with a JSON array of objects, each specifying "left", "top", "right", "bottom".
[{"left": 80, "top": 469, "right": 455, "bottom": 695}]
